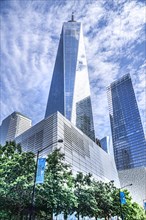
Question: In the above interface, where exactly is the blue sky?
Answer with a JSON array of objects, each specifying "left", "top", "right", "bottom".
[{"left": 0, "top": 0, "right": 145, "bottom": 139}]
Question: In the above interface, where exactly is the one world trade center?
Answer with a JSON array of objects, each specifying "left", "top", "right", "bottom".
[{"left": 45, "top": 15, "right": 95, "bottom": 141}]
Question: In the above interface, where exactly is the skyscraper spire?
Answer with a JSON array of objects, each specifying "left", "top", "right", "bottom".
[
  {"left": 71, "top": 12, "right": 74, "bottom": 21},
  {"left": 68, "top": 12, "right": 76, "bottom": 22}
]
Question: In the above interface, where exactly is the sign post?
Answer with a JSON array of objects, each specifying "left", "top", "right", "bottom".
[
  {"left": 29, "top": 139, "right": 63, "bottom": 220},
  {"left": 119, "top": 184, "right": 132, "bottom": 220},
  {"left": 143, "top": 199, "right": 146, "bottom": 213}
]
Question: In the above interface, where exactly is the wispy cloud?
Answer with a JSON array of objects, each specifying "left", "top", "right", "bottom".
[{"left": 0, "top": 0, "right": 145, "bottom": 137}]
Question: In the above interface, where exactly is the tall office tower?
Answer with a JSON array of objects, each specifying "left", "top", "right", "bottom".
[
  {"left": 45, "top": 15, "right": 95, "bottom": 141},
  {"left": 100, "top": 136, "right": 110, "bottom": 154},
  {"left": 107, "top": 74, "right": 146, "bottom": 171},
  {"left": 0, "top": 112, "right": 32, "bottom": 146}
]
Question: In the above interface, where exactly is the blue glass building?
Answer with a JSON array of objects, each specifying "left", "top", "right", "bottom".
[
  {"left": 0, "top": 112, "right": 31, "bottom": 146},
  {"left": 45, "top": 15, "right": 95, "bottom": 141},
  {"left": 107, "top": 74, "right": 146, "bottom": 170},
  {"left": 100, "top": 136, "right": 110, "bottom": 154}
]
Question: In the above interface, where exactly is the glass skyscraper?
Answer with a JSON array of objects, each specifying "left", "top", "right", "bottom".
[
  {"left": 100, "top": 136, "right": 110, "bottom": 154},
  {"left": 45, "top": 15, "right": 95, "bottom": 141},
  {"left": 107, "top": 74, "right": 146, "bottom": 170},
  {"left": 0, "top": 112, "right": 32, "bottom": 146}
]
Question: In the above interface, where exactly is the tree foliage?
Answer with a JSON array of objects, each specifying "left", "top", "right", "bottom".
[
  {"left": 0, "top": 141, "right": 35, "bottom": 219},
  {"left": 74, "top": 172, "right": 98, "bottom": 219},
  {"left": 35, "top": 148, "right": 77, "bottom": 220},
  {"left": 0, "top": 142, "right": 145, "bottom": 220}
]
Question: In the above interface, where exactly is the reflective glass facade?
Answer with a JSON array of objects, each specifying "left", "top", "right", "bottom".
[
  {"left": 100, "top": 136, "right": 110, "bottom": 154},
  {"left": 45, "top": 20, "right": 95, "bottom": 141},
  {"left": 107, "top": 74, "right": 146, "bottom": 170},
  {"left": 0, "top": 112, "right": 31, "bottom": 146}
]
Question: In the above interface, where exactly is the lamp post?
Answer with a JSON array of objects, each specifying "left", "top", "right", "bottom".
[
  {"left": 119, "top": 183, "right": 132, "bottom": 220},
  {"left": 29, "top": 139, "right": 63, "bottom": 220}
]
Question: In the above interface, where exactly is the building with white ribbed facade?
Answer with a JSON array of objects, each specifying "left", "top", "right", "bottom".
[
  {"left": 118, "top": 167, "right": 146, "bottom": 207},
  {"left": 0, "top": 111, "right": 32, "bottom": 146},
  {"left": 15, "top": 112, "right": 120, "bottom": 187}
]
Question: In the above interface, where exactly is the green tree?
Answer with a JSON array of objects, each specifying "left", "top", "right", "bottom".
[
  {"left": 92, "top": 181, "right": 117, "bottom": 219},
  {"left": 74, "top": 172, "right": 98, "bottom": 220},
  {"left": 35, "top": 148, "right": 77, "bottom": 220},
  {"left": 118, "top": 190, "right": 146, "bottom": 220},
  {"left": 1, "top": 142, "right": 145, "bottom": 220},
  {"left": 0, "top": 141, "right": 35, "bottom": 220}
]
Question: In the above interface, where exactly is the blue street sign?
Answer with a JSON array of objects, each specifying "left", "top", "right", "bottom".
[
  {"left": 144, "top": 201, "right": 146, "bottom": 210},
  {"left": 120, "top": 191, "right": 126, "bottom": 204},
  {"left": 36, "top": 158, "right": 46, "bottom": 184}
]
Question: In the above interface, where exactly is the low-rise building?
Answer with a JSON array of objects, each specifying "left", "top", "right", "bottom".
[
  {"left": 15, "top": 112, "right": 120, "bottom": 187},
  {"left": 118, "top": 167, "right": 146, "bottom": 207}
]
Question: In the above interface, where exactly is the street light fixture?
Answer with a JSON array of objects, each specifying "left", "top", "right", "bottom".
[
  {"left": 110, "top": 180, "right": 114, "bottom": 184},
  {"left": 120, "top": 183, "right": 132, "bottom": 189},
  {"left": 29, "top": 139, "right": 63, "bottom": 220},
  {"left": 119, "top": 183, "right": 132, "bottom": 220}
]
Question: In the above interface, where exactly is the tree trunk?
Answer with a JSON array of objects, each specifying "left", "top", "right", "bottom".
[
  {"left": 51, "top": 209, "right": 53, "bottom": 220},
  {"left": 20, "top": 211, "right": 24, "bottom": 220},
  {"left": 64, "top": 212, "right": 67, "bottom": 220},
  {"left": 77, "top": 212, "right": 80, "bottom": 220},
  {"left": 20, "top": 214, "right": 23, "bottom": 220}
]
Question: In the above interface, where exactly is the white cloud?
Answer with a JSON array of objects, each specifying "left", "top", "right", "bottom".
[{"left": 0, "top": 0, "right": 145, "bottom": 138}]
